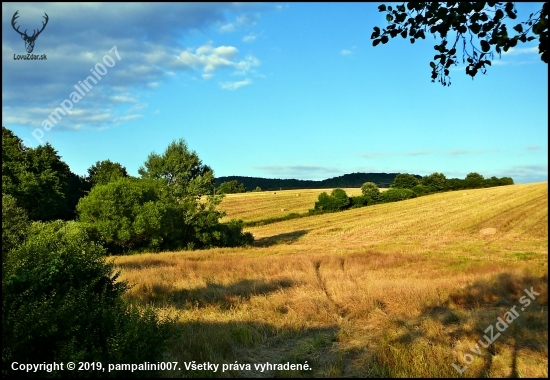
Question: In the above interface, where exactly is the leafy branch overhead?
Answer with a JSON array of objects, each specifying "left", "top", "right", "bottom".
[{"left": 371, "top": 2, "right": 548, "bottom": 86}]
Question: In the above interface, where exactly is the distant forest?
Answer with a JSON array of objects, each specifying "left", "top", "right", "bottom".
[{"left": 215, "top": 173, "right": 421, "bottom": 191}]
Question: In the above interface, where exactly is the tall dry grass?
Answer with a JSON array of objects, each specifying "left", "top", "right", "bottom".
[{"left": 114, "top": 183, "right": 548, "bottom": 377}]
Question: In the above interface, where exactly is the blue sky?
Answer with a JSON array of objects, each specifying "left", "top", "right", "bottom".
[{"left": 2, "top": 2, "right": 548, "bottom": 183}]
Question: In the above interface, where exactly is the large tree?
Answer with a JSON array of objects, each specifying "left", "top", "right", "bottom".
[
  {"left": 371, "top": 2, "right": 548, "bottom": 86},
  {"left": 2, "top": 126, "right": 87, "bottom": 221},
  {"left": 86, "top": 159, "right": 128, "bottom": 187},
  {"left": 138, "top": 139, "right": 215, "bottom": 199}
]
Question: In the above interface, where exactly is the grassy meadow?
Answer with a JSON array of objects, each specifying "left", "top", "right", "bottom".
[{"left": 114, "top": 183, "right": 548, "bottom": 378}]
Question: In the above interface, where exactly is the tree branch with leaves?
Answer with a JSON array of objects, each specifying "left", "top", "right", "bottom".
[{"left": 371, "top": 2, "right": 548, "bottom": 86}]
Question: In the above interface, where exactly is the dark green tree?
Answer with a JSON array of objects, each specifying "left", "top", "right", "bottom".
[
  {"left": 464, "top": 172, "right": 485, "bottom": 188},
  {"left": 86, "top": 159, "right": 128, "bottom": 187},
  {"left": 138, "top": 139, "right": 215, "bottom": 199},
  {"left": 2, "top": 127, "right": 87, "bottom": 221},
  {"left": 361, "top": 181, "right": 381, "bottom": 203},
  {"left": 312, "top": 188, "right": 351, "bottom": 213},
  {"left": 390, "top": 173, "right": 420, "bottom": 189},
  {"left": 371, "top": 2, "right": 548, "bottom": 86},
  {"left": 217, "top": 180, "right": 247, "bottom": 194},
  {"left": 421, "top": 172, "right": 447, "bottom": 191}
]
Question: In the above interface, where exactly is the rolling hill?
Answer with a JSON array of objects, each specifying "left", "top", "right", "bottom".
[{"left": 215, "top": 172, "right": 421, "bottom": 191}]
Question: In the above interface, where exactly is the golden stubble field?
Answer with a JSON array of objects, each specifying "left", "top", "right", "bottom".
[{"left": 114, "top": 183, "right": 548, "bottom": 378}]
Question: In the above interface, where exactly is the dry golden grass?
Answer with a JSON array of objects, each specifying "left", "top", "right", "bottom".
[
  {"left": 114, "top": 183, "right": 548, "bottom": 378},
  {"left": 217, "top": 188, "right": 366, "bottom": 223}
]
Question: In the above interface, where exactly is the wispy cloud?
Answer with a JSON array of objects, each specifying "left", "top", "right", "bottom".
[
  {"left": 340, "top": 46, "right": 357, "bottom": 56},
  {"left": 495, "top": 164, "right": 548, "bottom": 183},
  {"left": 525, "top": 145, "right": 542, "bottom": 151},
  {"left": 447, "top": 149, "right": 499, "bottom": 156},
  {"left": 243, "top": 34, "right": 256, "bottom": 43},
  {"left": 360, "top": 148, "right": 501, "bottom": 159},
  {"left": 502, "top": 46, "right": 539, "bottom": 56},
  {"left": 219, "top": 78, "right": 252, "bottom": 90},
  {"left": 219, "top": 13, "right": 260, "bottom": 33}
]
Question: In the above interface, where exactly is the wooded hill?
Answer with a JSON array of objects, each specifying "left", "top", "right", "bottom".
[{"left": 215, "top": 172, "right": 421, "bottom": 191}]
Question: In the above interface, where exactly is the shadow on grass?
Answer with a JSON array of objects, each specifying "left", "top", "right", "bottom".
[
  {"left": 253, "top": 230, "right": 309, "bottom": 247},
  {"left": 364, "top": 272, "right": 548, "bottom": 378},
  {"left": 162, "top": 320, "right": 340, "bottom": 378},
  {"left": 132, "top": 278, "right": 296, "bottom": 310}
]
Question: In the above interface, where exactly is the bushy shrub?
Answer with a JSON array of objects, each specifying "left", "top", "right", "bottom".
[
  {"left": 445, "top": 178, "right": 465, "bottom": 191},
  {"left": 252, "top": 186, "right": 262, "bottom": 192},
  {"left": 361, "top": 182, "right": 381, "bottom": 204},
  {"left": 350, "top": 195, "right": 369, "bottom": 208},
  {"left": 411, "top": 184, "right": 431, "bottom": 197},
  {"left": 380, "top": 188, "right": 415, "bottom": 203},
  {"left": 464, "top": 172, "right": 485, "bottom": 188},
  {"left": 312, "top": 188, "right": 350, "bottom": 213},
  {"left": 77, "top": 177, "right": 253, "bottom": 254},
  {"left": 499, "top": 177, "right": 514, "bottom": 186},
  {"left": 217, "top": 180, "right": 246, "bottom": 194},
  {"left": 2, "top": 220, "right": 172, "bottom": 377},
  {"left": 391, "top": 173, "right": 420, "bottom": 189},
  {"left": 421, "top": 172, "right": 447, "bottom": 192}
]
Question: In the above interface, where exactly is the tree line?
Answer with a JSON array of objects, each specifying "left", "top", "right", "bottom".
[
  {"left": 216, "top": 172, "right": 414, "bottom": 192},
  {"left": 310, "top": 172, "right": 514, "bottom": 213}
]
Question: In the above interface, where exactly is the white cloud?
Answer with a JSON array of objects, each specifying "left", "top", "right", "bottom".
[
  {"left": 243, "top": 34, "right": 257, "bottom": 43},
  {"left": 341, "top": 49, "right": 352, "bottom": 55},
  {"left": 502, "top": 46, "right": 539, "bottom": 56},
  {"left": 219, "top": 78, "right": 252, "bottom": 90}
]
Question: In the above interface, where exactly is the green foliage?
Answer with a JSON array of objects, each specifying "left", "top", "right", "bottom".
[
  {"left": 380, "top": 188, "right": 415, "bottom": 203},
  {"left": 312, "top": 188, "right": 351, "bottom": 213},
  {"left": 77, "top": 178, "right": 172, "bottom": 253},
  {"left": 421, "top": 172, "right": 447, "bottom": 192},
  {"left": 372, "top": 2, "right": 548, "bottom": 86},
  {"left": 2, "top": 126, "right": 87, "bottom": 222},
  {"left": 77, "top": 177, "right": 252, "bottom": 254},
  {"left": 350, "top": 195, "right": 369, "bottom": 208},
  {"left": 498, "top": 176, "right": 514, "bottom": 186},
  {"left": 391, "top": 173, "right": 420, "bottom": 189},
  {"left": 217, "top": 180, "right": 247, "bottom": 194},
  {"left": 464, "top": 172, "right": 485, "bottom": 188},
  {"left": 445, "top": 178, "right": 466, "bottom": 191},
  {"left": 87, "top": 159, "right": 128, "bottom": 187},
  {"left": 2, "top": 220, "right": 172, "bottom": 377},
  {"left": 411, "top": 184, "right": 431, "bottom": 196},
  {"left": 361, "top": 182, "right": 381, "bottom": 204},
  {"left": 2, "top": 194, "right": 30, "bottom": 267},
  {"left": 138, "top": 139, "right": 215, "bottom": 199},
  {"left": 252, "top": 186, "right": 262, "bottom": 192}
]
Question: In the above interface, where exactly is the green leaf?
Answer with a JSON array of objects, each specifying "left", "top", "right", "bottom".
[
  {"left": 469, "top": 23, "right": 481, "bottom": 34},
  {"left": 430, "top": 61, "right": 436, "bottom": 69},
  {"left": 513, "top": 24, "right": 523, "bottom": 33},
  {"left": 381, "top": 35, "right": 389, "bottom": 44},
  {"left": 495, "top": 9, "right": 504, "bottom": 21},
  {"left": 448, "top": 48, "right": 456, "bottom": 55},
  {"left": 480, "top": 40, "right": 490, "bottom": 52},
  {"left": 401, "top": 30, "right": 407, "bottom": 38},
  {"left": 386, "top": 14, "right": 394, "bottom": 22},
  {"left": 378, "top": 4, "right": 386, "bottom": 12},
  {"left": 374, "top": 26, "right": 381, "bottom": 34}
]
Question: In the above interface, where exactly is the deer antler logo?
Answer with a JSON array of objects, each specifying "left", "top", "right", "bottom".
[{"left": 12, "top": 10, "right": 49, "bottom": 54}]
